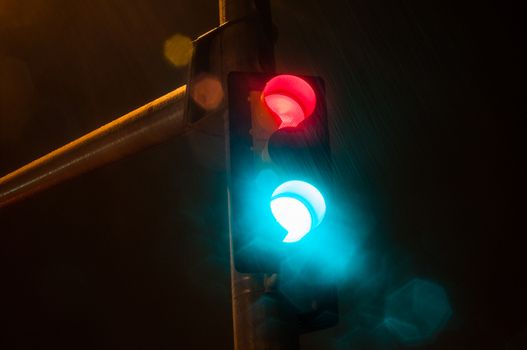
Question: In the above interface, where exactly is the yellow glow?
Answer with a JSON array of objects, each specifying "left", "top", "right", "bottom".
[{"left": 163, "top": 34, "right": 193, "bottom": 67}]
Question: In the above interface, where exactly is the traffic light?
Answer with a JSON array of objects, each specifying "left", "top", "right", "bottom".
[
  {"left": 227, "top": 72, "right": 332, "bottom": 273},
  {"left": 227, "top": 72, "right": 337, "bottom": 332}
]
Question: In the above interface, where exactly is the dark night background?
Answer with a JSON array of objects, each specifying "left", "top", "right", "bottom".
[{"left": 0, "top": 1, "right": 520, "bottom": 349}]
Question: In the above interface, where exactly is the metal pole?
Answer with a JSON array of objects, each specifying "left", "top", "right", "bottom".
[
  {"left": 219, "top": 1, "right": 300, "bottom": 349},
  {"left": 0, "top": 85, "right": 187, "bottom": 208}
]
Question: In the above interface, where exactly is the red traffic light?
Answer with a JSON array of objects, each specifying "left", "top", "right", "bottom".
[{"left": 262, "top": 75, "right": 317, "bottom": 128}]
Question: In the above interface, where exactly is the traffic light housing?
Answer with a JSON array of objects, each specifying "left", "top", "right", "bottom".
[
  {"left": 228, "top": 72, "right": 338, "bottom": 332},
  {"left": 227, "top": 72, "right": 332, "bottom": 273}
]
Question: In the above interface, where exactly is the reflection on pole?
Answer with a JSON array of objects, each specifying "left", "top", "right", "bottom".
[{"left": 0, "top": 85, "right": 187, "bottom": 208}]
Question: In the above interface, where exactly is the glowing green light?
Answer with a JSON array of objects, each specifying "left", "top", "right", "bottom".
[
  {"left": 271, "top": 196, "right": 312, "bottom": 242},
  {"left": 270, "top": 180, "right": 326, "bottom": 243}
]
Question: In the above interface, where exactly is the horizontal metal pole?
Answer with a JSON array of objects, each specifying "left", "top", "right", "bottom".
[{"left": 0, "top": 85, "right": 188, "bottom": 208}]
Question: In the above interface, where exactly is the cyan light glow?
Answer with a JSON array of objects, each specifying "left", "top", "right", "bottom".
[
  {"left": 271, "top": 197, "right": 312, "bottom": 243},
  {"left": 270, "top": 180, "right": 326, "bottom": 243},
  {"left": 384, "top": 279, "right": 452, "bottom": 344}
]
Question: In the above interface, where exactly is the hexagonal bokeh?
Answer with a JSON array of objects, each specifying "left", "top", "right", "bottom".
[{"left": 384, "top": 278, "right": 452, "bottom": 344}]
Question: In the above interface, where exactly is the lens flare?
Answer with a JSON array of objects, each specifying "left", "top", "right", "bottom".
[
  {"left": 163, "top": 33, "right": 193, "bottom": 67},
  {"left": 270, "top": 180, "right": 326, "bottom": 243}
]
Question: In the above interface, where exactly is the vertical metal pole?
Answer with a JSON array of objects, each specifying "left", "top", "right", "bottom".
[{"left": 218, "top": 1, "right": 300, "bottom": 349}]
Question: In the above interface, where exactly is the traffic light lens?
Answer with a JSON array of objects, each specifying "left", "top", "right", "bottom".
[
  {"left": 262, "top": 75, "right": 317, "bottom": 128},
  {"left": 270, "top": 196, "right": 312, "bottom": 243},
  {"left": 264, "top": 94, "right": 305, "bottom": 128},
  {"left": 270, "top": 180, "right": 326, "bottom": 243}
]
